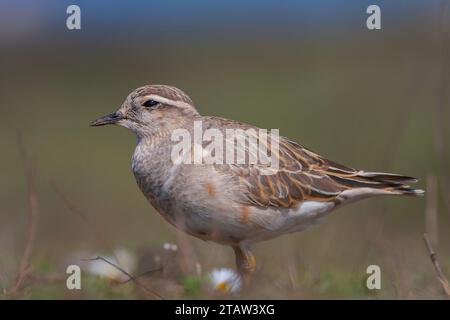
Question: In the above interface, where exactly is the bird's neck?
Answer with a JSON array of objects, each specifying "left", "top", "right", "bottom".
[
  {"left": 132, "top": 133, "right": 179, "bottom": 202},
  {"left": 132, "top": 116, "right": 202, "bottom": 198}
]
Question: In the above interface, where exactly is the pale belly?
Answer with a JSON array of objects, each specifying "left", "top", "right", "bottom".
[{"left": 150, "top": 191, "right": 336, "bottom": 245}]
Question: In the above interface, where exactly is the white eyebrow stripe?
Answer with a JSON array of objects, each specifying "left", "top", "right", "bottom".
[{"left": 142, "top": 94, "right": 192, "bottom": 109}]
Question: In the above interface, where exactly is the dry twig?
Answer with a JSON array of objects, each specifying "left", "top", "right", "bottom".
[
  {"left": 83, "top": 256, "right": 165, "bottom": 300},
  {"left": 423, "top": 233, "right": 450, "bottom": 296}
]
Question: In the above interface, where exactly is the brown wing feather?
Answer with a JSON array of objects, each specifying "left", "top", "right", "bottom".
[
  {"left": 238, "top": 139, "right": 353, "bottom": 207},
  {"left": 205, "top": 117, "right": 421, "bottom": 209}
]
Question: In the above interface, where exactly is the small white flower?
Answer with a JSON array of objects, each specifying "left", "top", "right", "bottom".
[
  {"left": 163, "top": 242, "right": 178, "bottom": 252},
  {"left": 207, "top": 268, "right": 241, "bottom": 294}
]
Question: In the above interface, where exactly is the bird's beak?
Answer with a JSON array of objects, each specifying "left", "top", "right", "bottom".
[{"left": 90, "top": 112, "right": 123, "bottom": 127}]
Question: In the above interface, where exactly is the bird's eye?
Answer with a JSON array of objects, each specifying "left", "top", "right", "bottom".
[{"left": 143, "top": 99, "right": 159, "bottom": 108}]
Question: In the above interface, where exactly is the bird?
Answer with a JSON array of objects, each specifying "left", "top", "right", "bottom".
[{"left": 91, "top": 84, "right": 424, "bottom": 276}]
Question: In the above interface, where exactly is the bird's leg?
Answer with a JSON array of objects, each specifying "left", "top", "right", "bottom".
[{"left": 232, "top": 245, "right": 256, "bottom": 283}]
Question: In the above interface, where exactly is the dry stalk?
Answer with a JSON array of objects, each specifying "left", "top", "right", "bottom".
[
  {"left": 83, "top": 256, "right": 164, "bottom": 300},
  {"left": 9, "top": 134, "right": 39, "bottom": 295},
  {"left": 423, "top": 233, "right": 450, "bottom": 297}
]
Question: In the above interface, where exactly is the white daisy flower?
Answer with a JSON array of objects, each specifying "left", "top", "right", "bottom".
[{"left": 207, "top": 268, "right": 241, "bottom": 294}]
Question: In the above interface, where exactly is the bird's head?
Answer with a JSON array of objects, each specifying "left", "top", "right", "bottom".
[{"left": 90, "top": 85, "right": 199, "bottom": 138}]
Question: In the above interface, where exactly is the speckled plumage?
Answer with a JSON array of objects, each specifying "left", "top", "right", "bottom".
[{"left": 91, "top": 84, "right": 424, "bottom": 275}]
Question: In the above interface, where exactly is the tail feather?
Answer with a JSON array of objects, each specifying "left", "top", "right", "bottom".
[
  {"left": 359, "top": 171, "right": 424, "bottom": 196},
  {"left": 335, "top": 171, "right": 424, "bottom": 204},
  {"left": 359, "top": 172, "right": 418, "bottom": 184}
]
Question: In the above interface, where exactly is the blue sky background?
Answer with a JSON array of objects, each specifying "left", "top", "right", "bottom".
[{"left": 0, "top": 0, "right": 434, "bottom": 44}]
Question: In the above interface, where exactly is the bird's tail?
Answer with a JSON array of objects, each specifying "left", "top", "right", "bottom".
[
  {"left": 332, "top": 170, "right": 425, "bottom": 205},
  {"left": 357, "top": 171, "right": 425, "bottom": 196}
]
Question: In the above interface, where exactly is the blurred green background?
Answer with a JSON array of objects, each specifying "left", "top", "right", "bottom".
[{"left": 1, "top": 0, "right": 449, "bottom": 299}]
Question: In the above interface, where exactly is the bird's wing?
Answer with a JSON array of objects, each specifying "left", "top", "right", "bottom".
[
  {"left": 201, "top": 116, "right": 420, "bottom": 209},
  {"left": 213, "top": 135, "right": 419, "bottom": 209},
  {"left": 213, "top": 135, "right": 348, "bottom": 208}
]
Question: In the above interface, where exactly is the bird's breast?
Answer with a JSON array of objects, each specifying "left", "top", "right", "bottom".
[{"left": 131, "top": 141, "right": 176, "bottom": 203}]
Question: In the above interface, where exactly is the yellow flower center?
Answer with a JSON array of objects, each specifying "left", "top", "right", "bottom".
[{"left": 215, "top": 281, "right": 230, "bottom": 292}]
